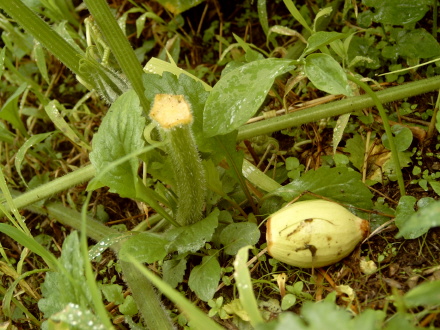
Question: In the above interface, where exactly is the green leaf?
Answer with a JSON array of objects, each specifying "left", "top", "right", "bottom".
[
  {"left": 154, "top": 0, "right": 205, "bottom": 15},
  {"left": 344, "top": 133, "right": 365, "bottom": 170},
  {"left": 163, "top": 258, "right": 187, "bottom": 288},
  {"left": 281, "top": 294, "right": 297, "bottom": 310},
  {"left": 14, "top": 132, "right": 53, "bottom": 186},
  {"left": 301, "top": 300, "right": 351, "bottom": 330},
  {"left": 270, "top": 166, "right": 373, "bottom": 209},
  {"left": 404, "top": 280, "right": 440, "bottom": 307},
  {"left": 267, "top": 25, "right": 306, "bottom": 47},
  {"left": 188, "top": 256, "right": 221, "bottom": 302},
  {"left": 257, "top": 312, "right": 306, "bottom": 330},
  {"left": 101, "top": 284, "right": 124, "bottom": 305},
  {"left": 363, "top": 0, "right": 430, "bottom": 25},
  {"left": 347, "top": 36, "right": 381, "bottom": 69},
  {"left": 88, "top": 90, "right": 145, "bottom": 198},
  {"left": 0, "top": 83, "right": 28, "bottom": 136},
  {"left": 396, "top": 199, "right": 440, "bottom": 239},
  {"left": 233, "top": 33, "right": 265, "bottom": 62},
  {"left": 332, "top": 113, "right": 350, "bottom": 154},
  {"left": 119, "top": 295, "right": 138, "bottom": 316},
  {"left": 429, "top": 181, "right": 440, "bottom": 196},
  {"left": 394, "top": 196, "right": 417, "bottom": 237},
  {"left": 166, "top": 208, "right": 219, "bottom": 254},
  {"left": 33, "top": 42, "right": 49, "bottom": 83},
  {"left": 282, "top": 0, "right": 312, "bottom": 33},
  {"left": 383, "top": 313, "right": 417, "bottom": 330},
  {"left": 304, "top": 31, "right": 347, "bottom": 56},
  {"left": 257, "top": 0, "right": 269, "bottom": 35},
  {"left": 47, "top": 303, "right": 106, "bottom": 329},
  {"left": 304, "top": 53, "right": 352, "bottom": 96},
  {"left": 118, "top": 232, "right": 168, "bottom": 263},
  {"left": 203, "top": 58, "right": 295, "bottom": 137},
  {"left": 349, "top": 309, "right": 386, "bottom": 330},
  {"left": 88, "top": 232, "right": 136, "bottom": 261},
  {"left": 38, "top": 232, "right": 92, "bottom": 318},
  {"left": 382, "top": 124, "right": 413, "bottom": 152},
  {"left": 396, "top": 29, "right": 440, "bottom": 59},
  {"left": 203, "top": 158, "right": 226, "bottom": 197},
  {"left": 220, "top": 222, "right": 260, "bottom": 255},
  {"left": 44, "top": 101, "right": 91, "bottom": 151}
]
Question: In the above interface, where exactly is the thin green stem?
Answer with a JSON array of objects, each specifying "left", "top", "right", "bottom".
[
  {"left": 83, "top": 0, "right": 150, "bottom": 112},
  {"left": 1, "top": 165, "right": 96, "bottom": 216},
  {"left": 237, "top": 75, "right": 440, "bottom": 140},
  {"left": 347, "top": 75, "right": 405, "bottom": 196}
]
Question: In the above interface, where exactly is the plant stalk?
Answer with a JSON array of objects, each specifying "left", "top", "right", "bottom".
[
  {"left": 1, "top": 165, "right": 96, "bottom": 216},
  {"left": 237, "top": 75, "right": 440, "bottom": 140},
  {"left": 150, "top": 94, "right": 206, "bottom": 226}
]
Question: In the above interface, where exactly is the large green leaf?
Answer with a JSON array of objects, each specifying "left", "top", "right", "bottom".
[
  {"left": 270, "top": 167, "right": 373, "bottom": 210},
  {"left": 396, "top": 29, "right": 440, "bottom": 59},
  {"left": 162, "top": 258, "right": 187, "bottom": 288},
  {"left": 188, "top": 255, "right": 221, "bottom": 302},
  {"left": 363, "top": 0, "right": 430, "bottom": 25},
  {"left": 203, "top": 58, "right": 295, "bottom": 137},
  {"left": 396, "top": 199, "right": 440, "bottom": 239},
  {"left": 404, "top": 280, "right": 440, "bottom": 307},
  {"left": 381, "top": 124, "right": 413, "bottom": 152},
  {"left": 304, "top": 54, "right": 352, "bottom": 96},
  {"left": 344, "top": 134, "right": 367, "bottom": 170},
  {"left": 38, "top": 232, "right": 93, "bottom": 318},
  {"left": 220, "top": 222, "right": 260, "bottom": 255},
  {"left": 118, "top": 232, "right": 169, "bottom": 263},
  {"left": 165, "top": 208, "right": 219, "bottom": 254},
  {"left": 88, "top": 90, "right": 145, "bottom": 198}
]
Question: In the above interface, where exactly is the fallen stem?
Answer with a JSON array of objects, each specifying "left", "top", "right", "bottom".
[{"left": 237, "top": 75, "right": 440, "bottom": 140}]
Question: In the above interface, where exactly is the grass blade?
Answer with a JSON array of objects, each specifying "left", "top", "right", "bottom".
[{"left": 234, "top": 246, "right": 264, "bottom": 327}]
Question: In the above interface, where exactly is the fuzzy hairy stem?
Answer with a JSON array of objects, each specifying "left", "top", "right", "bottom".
[
  {"left": 150, "top": 94, "right": 206, "bottom": 226},
  {"left": 167, "top": 125, "right": 206, "bottom": 225}
]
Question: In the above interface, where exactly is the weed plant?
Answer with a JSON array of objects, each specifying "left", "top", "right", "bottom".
[{"left": 0, "top": 0, "right": 440, "bottom": 328}]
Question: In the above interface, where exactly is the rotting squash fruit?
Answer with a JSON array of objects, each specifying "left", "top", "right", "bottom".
[{"left": 266, "top": 199, "right": 369, "bottom": 268}]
